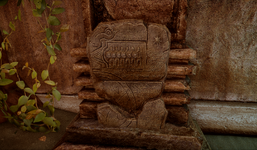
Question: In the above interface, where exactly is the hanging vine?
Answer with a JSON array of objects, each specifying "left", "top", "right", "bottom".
[{"left": 0, "top": 0, "right": 69, "bottom": 132}]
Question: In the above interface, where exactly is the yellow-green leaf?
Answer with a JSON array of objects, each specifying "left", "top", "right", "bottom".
[
  {"left": 52, "top": 89, "right": 61, "bottom": 101},
  {"left": 9, "top": 22, "right": 15, "bottom": 31},
  {"left": 51, "top": 7, "right": 65, "bottom": 14},
  {"left": 18, "top": 9, "right": 21, "bottom": 21},
  {"left": 10, "top": 62, "right": 18, "bottom": 67},
  {"left": 46, "top": 46, "right": 56, "bottom": 56},
  {"left": 25, "top": 62, "right": 28, "bottom": 67},
  {"left": 16, "top": 81, "right": 25, "bottom": 89},
  {"left": 48, "top": 16, "right": 60, "bottom": 26},
  {"left": 32, "top": 70, "right": 37, "bottom": 79},
  {"left": 44, "top": 80, "right": 55, "bottom": 86},
  {"left": 43, "top": 117, "right": 56, "bottom": 127},
  {"left": 4, "top": 64, "right": 13, "bottom": 69},
  {"left": 39, "top": 126, "right": 47, "bottom": 132},
  {"left": 32, "top": 9, "right": 42, "bottom": 17},
  {"left": 0, "top": 51, "right": 2, "bottom": 59},
  {"left": 54, "top": 44, "right": 62, "bottom": 51},
  {"left": 37, "top": 0, "right": 46, "bottom": 14},
  {"left": 27, "top": 109, "right": 42, "bottom": 115},
  {"left": 23, "top": 119, "right": 32, "bottom": 126},
  {"left": 43, "top": 101, "right": 49, "bottom": 108},
  {"left": 46, "top": 28, "right": 52, "bottom": 41},
  {"left": 0, "top": 72, "right": 5, "bottom": 79},
  {"left": 27, "top": 100, "right": 35, "bottom": 106},
  {"left": 37, "top": 82, "right": 41, "bottom": 88},
  {"left": 41, "top": 70, "right": 48, "bottom": 81},
  {"left": 33, "top": 83, "right": 37, "bottom": 93},
  {"left": 21, "top": 105, "right": 27, "bottom": 112},
  {"left": 1, "top": 42, "right": 5, "bottom": 50},
  {"left": 60, "top": 24, "right": 69, "bottom": 32},
  {"left": 34, "top": 112, "right": 45, "bottom": 123},
  {"left": 0, "top": 78, "right": 13, "bottom": 86},
  {"left": 26, "top": 105, "right": 37, "bottom": 112},
  {"left": 33, "top": 0, "right": 42, "bottom": 9},
  {"left": 24, "top": 88, "right": 35, "bottom": 95},
  {"left": 18, "top": 96, "right": 28, "bottom": 106},
  {"left": 48, "top": 105, "right": 54, "bottom": 115},
  {"left": 50, "top": 56, "right": 56, "bottom": 64},
  {"left": 3, "top": 30, "right": 8, "bottom": 35},
  {"left": 9, "top": 105, "right": 19, "bottom": 113},
  {"left": 53, "top": 0, "right": 62, "bottom": 6},
  {"left": 0, "top": 90, "right": 5, "bottom": 99},
  {"left": 9, "top": 69, "right": 16, "bottom": 75}
]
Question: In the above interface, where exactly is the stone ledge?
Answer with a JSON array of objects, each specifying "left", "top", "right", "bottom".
[{"left": 64, "top": 115, "right": 210, "bottom": 150}]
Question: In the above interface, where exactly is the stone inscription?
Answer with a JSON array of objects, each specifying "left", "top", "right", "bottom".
[
  {"left": 103, "top": 41, "right": 146, "bottom": 70},
  {"left": 88, "top": 20, "right": 171, "bottom": 130}
]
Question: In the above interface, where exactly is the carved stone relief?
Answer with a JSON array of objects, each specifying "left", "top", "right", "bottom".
[{"left": 87, "top": 20, "right": 170, "bottom": 130}]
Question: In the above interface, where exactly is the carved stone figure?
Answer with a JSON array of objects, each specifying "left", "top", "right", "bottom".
[{"left": 88, "top": 20, "right": 170, "bottom": 130}]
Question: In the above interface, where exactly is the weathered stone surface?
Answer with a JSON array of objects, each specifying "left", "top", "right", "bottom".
[
  {"left": 65, "top": 117, "right": 203, "bottom": 150},
  {"left": 164, "top": 80, "right": 190, "bottom": 93},
  {"left": 37, "top": 94, "right": 83, "bottom": 113},
  {"left": 80, "top": 101, "right": 101, "bottom": 119},
  {"left": 186, "top": 0, "right": 257, "bottom": 102},
  {"left": 55, "top": 142, "right": 141, "bottom": 150},
  {"left": 88, "top": 20, "right": 170, "bottom": 116},
  {"left": 78, "top": 89, "right": 105, "bottom": 101},
  {"left": 189, "top": 100, "right": 257, "bottom": 135},
  {"left": 102, "top": 0, "right": 187, "bottom": 42},
  {"left": 166, "top": 106, "right": 189, "bottom": 125},
  {"left": 162, "top": 93, "right": 190, "bottom": 105},
  {"left": 138, "top": 99, "right": 167, "bottom": 130},
  {"left": 88, "top": 20, "right": 170, "bottom": 81},
  {"left": 95, "top": 81, "right": 163, "bottom": 112},
  {"left": 0, "top": 0, "right": 85, "bottom": 94},
  {"left": 97, "top": 103, "right": 137, "bottom": 128}
]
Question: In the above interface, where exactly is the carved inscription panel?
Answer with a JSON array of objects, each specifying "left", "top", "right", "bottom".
[
  {"left": 88, "top": 20, "right": 171, "bottom": 113},
  {"left": 88, "top": 20, "right": 171, "bottom": 81}
]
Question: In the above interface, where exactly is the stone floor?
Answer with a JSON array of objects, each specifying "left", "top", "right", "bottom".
[{"left": 0, "top": 108, "right": 257, "bottom": 150}]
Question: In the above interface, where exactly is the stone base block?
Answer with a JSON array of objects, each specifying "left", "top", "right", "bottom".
[
  {"left": 60, "top": 114, "right": 211, "bottom": 150},
  {"left": 55, "top": 142, "right": 142, "bottom": 150}
]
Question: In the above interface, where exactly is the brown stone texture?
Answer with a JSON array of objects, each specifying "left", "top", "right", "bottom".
[
  {"left": 102, "top": 0, "right": 187, "bottom": 43},
  {"left": 162, "top": 93, "right": 190, "bottom": 105},
  {"left": 88, "top": 20, "right": 170, "bottom": 81},
  {"left": 97, "top": 103, "right": 137, "bottom": 128},
  {"left": 80, "top": 101, "right": 99, "bottom": 119},
  {"left": 78, "top": 89, "right": 105, "bottom": 101},
  {"left": 65, "top": 117, "right": 203, "bottom": 150},
  {"left": 186, "top": 0, "right": 257, "bottom": 102},
  {"left": 55, "top": 142, "right": 141, "bottom": 150},
  {"left": 95, "top": 81, "right": 163, "bottom": 112},
  {"left": 0, "top": 0, "right": 85, "bottom": 94},
  {"left": 88, "top": 20, "right": 171, "bottom": 117},
  {"left": 166, "top": 106, "right": 189, "bottom": 125},
  {"left": 189, "top": 100, "right": 257, "bottom": 135},
  {"left": 137, "top": 99, "right": 168, "bottom": 130},
  {"left": 164, "top": 80, "right": 190, "bottom": 93}
]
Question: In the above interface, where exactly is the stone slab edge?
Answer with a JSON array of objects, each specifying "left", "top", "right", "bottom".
[{"left": 38, "top": 94, "right": 257, "bottom": 135}]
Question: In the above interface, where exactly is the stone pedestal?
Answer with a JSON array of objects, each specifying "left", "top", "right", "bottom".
[
  {"left": 55, "top": 111, "right": 211, "bottom": 150},
  {"left": 55, "top": 19, "right": 211, "bottom": 150}
]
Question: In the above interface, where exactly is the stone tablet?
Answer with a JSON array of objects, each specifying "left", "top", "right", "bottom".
[{"left": 88, "top": 20, "right": 170, "bottom": 129}]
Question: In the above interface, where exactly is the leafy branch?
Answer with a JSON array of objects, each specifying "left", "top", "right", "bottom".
[{"left": 0, "top": 0, "right": 68, "bottom": 132}]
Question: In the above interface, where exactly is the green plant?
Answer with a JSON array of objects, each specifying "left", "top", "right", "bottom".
[{"left": 0, "top": 0, "right": 69, "bottom": 132}]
